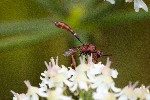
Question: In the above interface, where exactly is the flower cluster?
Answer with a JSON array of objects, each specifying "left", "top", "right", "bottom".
[
  {"left": 11, "top": 55, "right": 150, "bottom": 100},
  {"left": 105, "top": 0, "right": 148, "bottom": 12}
]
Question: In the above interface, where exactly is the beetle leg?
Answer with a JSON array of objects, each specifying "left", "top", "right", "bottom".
[
  {"left": 95, "top": 57, "right": 100, "bottom": 63},
  {"left": 71, "top": 54, "right": 76, "bottom": 70}
]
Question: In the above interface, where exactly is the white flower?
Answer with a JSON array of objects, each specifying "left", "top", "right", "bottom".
[
  {"left": 11, "top": 90, "right": 30, "bottom": 100},
  {"left": 87, "top": 61, "right": 105, "bottom": 82},
  {"left": 76, "top": 56, "right": 90, "bottom": 72},
  {"left": 43, "top": 57, "right": 61, "bottom": 77},
  {"left": 40, "top": 57, "right": 73, "bottom": 88},
  {"left": 40, "top": 70, "right": 73, "bottom": 88},
  {"left": 116, "top": 81, "right": 139, "bottom": 100},
  {"left": 90, "top": 57, "right": 120, "bottom": 92},
  {"left": 91, "top": 75, "right": 112, "bottom": 89},
  {"left": 102, "top": 58, "right": 118, "bottom": 78},
  {"left": 134, "top": 85, "right": 150, "bottom": 99},
  {"left": 69, "top": 70, "right": 89, "bottom": 92},
  {"left": 91, "top": 75, "right": 121, "bottom": 94},
  {"left": 47, "top": 87, "right": 72, "bottom": 100},
  {"left": 104, "top": 0, "right": 115, "bottom": 4},
  {"left": 134, "top": 0, "right": 148, "bottom": 12},
  {"left": 68, "top": 55, "right": 102, "bottom": 92},
  {"left": 24, "top": 80, "right": 47, "bottom": 98},
  {"left": 49, "top": 66, "right": 73, "bottom": 88},
  {"left": 126, "top": 0, "right": 148, "bottom": 12}
]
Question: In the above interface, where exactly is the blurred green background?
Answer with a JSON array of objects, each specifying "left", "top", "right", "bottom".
[{"left": 0, "top": 0, "right": 150, "bottom": 99}]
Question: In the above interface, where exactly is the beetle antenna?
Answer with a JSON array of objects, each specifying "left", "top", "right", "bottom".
[
  {"left": 74, "top": 33, "right": 83, "bottom": 44},
  {"left": 103, "top": 54, "right": 112, "bottom": 56}
]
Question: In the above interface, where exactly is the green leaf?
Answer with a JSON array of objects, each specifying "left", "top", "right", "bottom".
[
  {"left": 0, "top": 27, "right": 62, "bottom": 51},
  {"left": 0, "top": 18, "right": 52, "bottom": 36}
]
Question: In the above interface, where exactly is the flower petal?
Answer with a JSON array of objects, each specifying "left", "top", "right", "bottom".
[
  {"left": 134, "top": 0, "right": 148, "bottom": 12},
  {"left": 105, "top": 0, "right": 115, "bottom": 4}
]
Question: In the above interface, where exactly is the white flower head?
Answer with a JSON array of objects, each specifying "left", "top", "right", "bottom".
[
  {"left": 11, "top": 55, "right": 150, "bottom": 100},
  {"left": 117, "top": 81, "right": 139, "bottom": 100},
  {"left": 40, "top": 57, "right": 74, "bottom": 88}
]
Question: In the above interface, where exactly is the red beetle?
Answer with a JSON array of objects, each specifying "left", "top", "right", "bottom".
[{"left": 55, "top": 22, "right": 111, "bottom": 69}]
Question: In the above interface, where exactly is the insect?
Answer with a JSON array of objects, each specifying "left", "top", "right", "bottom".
[{"left": 55, "top": 22, "right": 111, "bottom": 69}]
